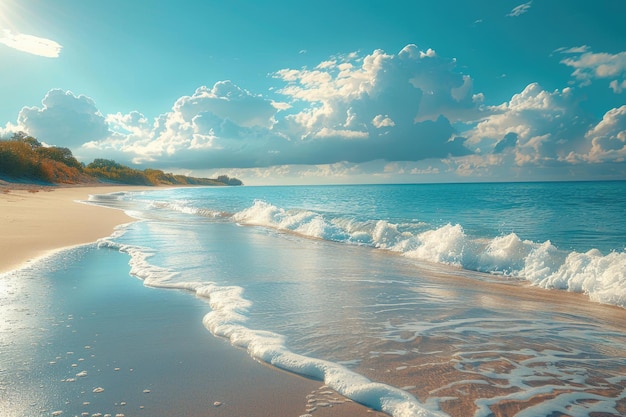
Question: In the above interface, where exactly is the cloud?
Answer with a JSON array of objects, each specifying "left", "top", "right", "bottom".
[
  {"left": 575, "top": 105, "right": 626, "bottom": 163},
  {"left": 81, "top": 45, "right": 479, "bottom": 168},
  {"left": 173, "top": 81, "right": 277, "bottom": 128},
  {"left": 610, "top": 80, "right": 626, "bottom": 94},
  {"left": 0, "top": 28, "right": 62, "bottom": 58},
  {"left": 17, "top": 89, "right": 110, "bottom": 148},
  {"left": 507, "top": 1, "right": 532, "bottom": 17},
  {"left": 466, "top": 83, "right": 584, "bottom": 148},
  {"left": 7, "top": 44, "right": 625, "bottom": 183},
  {"left": 445, "top": 82, "right": 626, "bottom": 179},
  {"left": 372, "top": 114, "right": 395, "bottom": 128},
  {"left": 463, "top": 83, "right": 594, "bottom": 170},
  {"left": 559, "top": 46, "right": 626, "bottom": 92},
  {"left": 492, "top": 132, "right": 518, "bottom": 154}
]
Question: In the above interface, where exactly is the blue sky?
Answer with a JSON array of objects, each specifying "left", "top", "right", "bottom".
[{"left": 1, "top": 0, "right": 625, "bottom": 184}]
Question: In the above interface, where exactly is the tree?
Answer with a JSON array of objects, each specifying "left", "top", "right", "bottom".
[
  {"left": 217, "top": 174, "right": 243, "bottom": 186},
  {"left": 11, "top": 131, "right": 42, "bottom": 149},
  {"left": 36, "top": 146, "right": 82, "bottom": 170}
]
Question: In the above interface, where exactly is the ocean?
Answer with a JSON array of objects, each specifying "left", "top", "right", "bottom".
[{"left": 4, "top": 181, "right": 626, "bottom": 416}]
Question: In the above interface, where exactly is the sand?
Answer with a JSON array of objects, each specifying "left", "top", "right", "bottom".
[
  {"left": 0, "top": 183, "right": 387, "bottom": 417},
  {"left": 3, "top": 182, "right": 626, "bottom": 416},
  {"left": 0, "top": 184, "right": 142, "bottom": 274}
]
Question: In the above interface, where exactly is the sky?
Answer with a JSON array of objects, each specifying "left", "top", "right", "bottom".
[{"left": 1, "top": 0, "right": 625, "bottom": 185}]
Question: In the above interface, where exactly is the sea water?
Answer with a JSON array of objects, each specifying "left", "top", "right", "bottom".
[
  {"left": 82, "top": 181, "right": 626, "bottom": 416},
  {"left": 8, "top": 181, "right": 626, "bottom": 416}
]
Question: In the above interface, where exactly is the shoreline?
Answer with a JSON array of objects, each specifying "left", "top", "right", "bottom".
[
  {"left": 0, "top": 184, "right": 147, "bottom": 274},
  {"left": 0, "top": 183, "right": 388, "bottom": 417}
]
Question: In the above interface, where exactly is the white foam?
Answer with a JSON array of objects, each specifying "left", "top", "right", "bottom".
[
  {"left": 229, "top": 200, "right": 626, "bottom": 308},
  {"left": 523, "top": 247, "right": 626, "bottom": 306},
  {"left": 99, "top": 229, "right": 447, "bottom": 417}
]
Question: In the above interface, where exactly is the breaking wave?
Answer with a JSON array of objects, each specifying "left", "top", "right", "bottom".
[{"left": 231, "top": 200, "right": 626, "bottom": 307}]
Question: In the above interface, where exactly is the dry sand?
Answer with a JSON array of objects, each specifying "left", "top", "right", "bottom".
[
  {"left": 0, "top": 182, "right": 388, "bottom": 417},
  {"left": 0, "top": 184, "right": 143, "bottom": 274}
]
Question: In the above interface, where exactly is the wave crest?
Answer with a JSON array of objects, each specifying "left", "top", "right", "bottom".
[{"left": 230, "top": 200, "right": 626, "bottom": 308}]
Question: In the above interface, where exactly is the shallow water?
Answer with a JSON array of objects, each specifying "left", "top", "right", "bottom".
[
  {"left": 75, "top": 182, "right": 626, "bottom": 416},
  {"left": 1, "top": 246, "right": 354, "bottom": 417}
]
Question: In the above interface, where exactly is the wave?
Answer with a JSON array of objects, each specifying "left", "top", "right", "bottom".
[
  {"left": 91, "top": 194, "right": 626, "bottom": 308},
  {"left": 149, "top": 200, "right": 230, "bottom": 219},
  {"left": 231, "top": 200, "right": 626, "bottom": 308},
  {"left": 97, "top": 225, "right": 447, "bottom": 417}
]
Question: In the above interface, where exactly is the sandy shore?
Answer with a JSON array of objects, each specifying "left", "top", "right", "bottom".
[
  {"left": 0, "top": 184, "right": 145, "bottom": 274},
  {"left": 0, "top": 183, "right": 387, "bottom": 417}
]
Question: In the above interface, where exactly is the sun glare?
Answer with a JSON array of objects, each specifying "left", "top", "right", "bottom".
[
  {"left": 0, "top": 0, "right": 62, "bottom": 58},
  {"left": 0, "top": 0, "right": 18, "bottom": 32},
  {"left": 0, "top": 0, "right": 9, "bottom": 22}
]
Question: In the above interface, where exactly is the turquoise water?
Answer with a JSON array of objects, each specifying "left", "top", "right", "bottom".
[
  {"left": 3, "top": 181, "right": 625, "bottom": 417},
  {"left": 82, "top": 181, "right": 626, "bottom": 416}
]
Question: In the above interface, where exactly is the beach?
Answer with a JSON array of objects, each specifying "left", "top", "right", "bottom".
[
  {"left": 3, "top": 182, "right": 626, "bottom": 416},
  {"left": 0, "top": 184, "right": 386, "bottom": 417},
  {"left": 0, "top": 185, "right": 139, "bottom": 274}
]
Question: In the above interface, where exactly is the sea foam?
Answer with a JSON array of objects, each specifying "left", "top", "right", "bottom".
[
  {"left": 98, "top": 225, "right": 447, "bottom": 417},
  {"left": 228, "top": 200, "right": 626, "bottom": 308}
]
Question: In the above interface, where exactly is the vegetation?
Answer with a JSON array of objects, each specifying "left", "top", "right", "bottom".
[{"left": 0, "top": 132, "right": 242, "bottom": 186}]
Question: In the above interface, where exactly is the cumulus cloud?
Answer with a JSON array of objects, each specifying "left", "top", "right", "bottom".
[
  {"left": 559, "top": 46, "right": 626, "bottom": 92},
  {"left": 464, "top": 83, "right": 590, "bottom": 165},
  {"left": 0, "top": 28, "right": 62, "bottom": 58},
  {"left": 81, "top": 45, "right": 480, "bottom": 168},
  {"left": 576, "top": 105, "right": 626, "bottom": 163},
  {"left": 446, "top": 81, "right": 626, "bottom": 179},
  {"left": 8, "top": 43, "right": 626, "bottom": 183},
  {"left": 372, "top": 114, "right": 395, "bottom": 128},
  {"left": 173, "top": 81, "right": 278, "bottom": 128},
  {"left": 272, "top": 44, "right": 478, "bottom": 159},
  {"left": 507, "top": 1, "right": 532, "bottom": 17},
  {"left": 17, "top": 89, "right": 110, "bottom": 148},
  {"left": 492, "top": 132, "right": 518, "bottom": 154}
]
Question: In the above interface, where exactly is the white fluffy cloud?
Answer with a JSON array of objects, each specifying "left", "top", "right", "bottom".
[
  {"left": 17, "top": 89, "right": 110, "bottom": 147},
  {"left": 173, "top": 81, "right": 277, "bottom": 129},
  {"left": 464, "top": 83, "right": 590, "bottom": 164},
  {"left": 447, "top": 82, "right": 626, "bottom": 178},
  {"left": 6, "top": 44, "right": 626, "bottom": 183},
  {"left": 559, "top": 46, "right": 626, "bottom": 92},
  {"left": 576, "top": 105, "right": 626, "bottom": 163},
  {"left": 78, "top": 45, "right": 478, "bottom": 168}
]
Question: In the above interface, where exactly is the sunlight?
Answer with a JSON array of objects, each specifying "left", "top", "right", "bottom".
[
  {"left": 0, "top": 0, "right": 13, "bottom": 29},
  {"left": 0, "top": 0, "right": 62, "bottom": 58}
]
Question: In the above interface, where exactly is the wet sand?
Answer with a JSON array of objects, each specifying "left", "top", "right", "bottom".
[
  {"left": 0, "top": 183, "right": 387, "bottom": 417},
  {"left": 4, "top": 182, "right": 624, "bottom": 416},
  {"left": 349, "top": 264, "right": 626, "bottom": 417}
]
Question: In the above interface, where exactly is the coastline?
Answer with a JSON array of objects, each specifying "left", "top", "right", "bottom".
[
  {"left": 0, "top": 184, "right": 145, "bottom": 274},
  {"left": 0, "top": 183, "right": 388, "bottom": 417}
]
